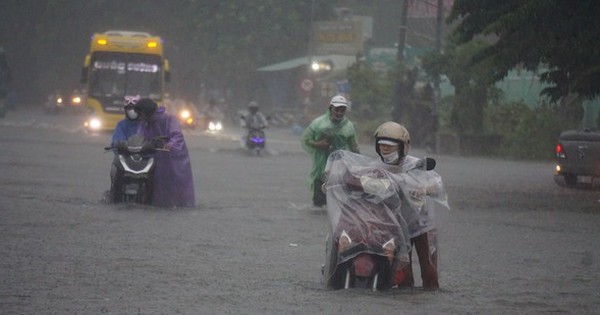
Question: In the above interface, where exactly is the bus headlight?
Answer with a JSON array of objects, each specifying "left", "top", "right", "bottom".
[{"left": 85, "top": 117, "right": 102, "bottom": 130}]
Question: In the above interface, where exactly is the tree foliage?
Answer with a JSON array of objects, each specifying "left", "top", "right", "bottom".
[{"left": 448, "top": 0, "right": 600, "bottom": 101}]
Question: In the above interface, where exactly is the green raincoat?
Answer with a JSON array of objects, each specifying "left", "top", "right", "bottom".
[{"left": 301, "top": 110, "right": 360, "bottom": 201}]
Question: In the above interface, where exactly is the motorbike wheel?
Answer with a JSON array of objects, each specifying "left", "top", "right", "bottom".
[
  {"left": 124, "top": 194, "right": 136, "bottom": 203},
  {"left": 139, "top": 182, "right": 152, "bottom": 205},
  {"left": 323, "top": 232, "right": 345, "bottom": 290}
]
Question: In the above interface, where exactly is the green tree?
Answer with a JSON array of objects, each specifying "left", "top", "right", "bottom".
[
  {"left": 422, "top": 40, "right": 500, "bottom": 135},
  {"left": 448, "top": 0, "right": 600, "bottom": 101}
]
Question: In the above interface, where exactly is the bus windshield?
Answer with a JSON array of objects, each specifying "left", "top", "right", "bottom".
[{"left": 89, "top": 51, "right": 162, "bottom": 99}]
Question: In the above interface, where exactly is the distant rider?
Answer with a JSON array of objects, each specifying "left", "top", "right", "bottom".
[
  {"left": 200, "top": 98, "right": 224, "bottom": 128},
  {"left": 242, "top": 101, "right": 268, "bottom": 128},
  {"left": 241, "top": 101, "right": 268, "bottom": 145},
  {"left": 301, "top": 95, "right": 359, "bottom": 207}
]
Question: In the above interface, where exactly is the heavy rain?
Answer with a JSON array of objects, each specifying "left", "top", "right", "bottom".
[{"left": 1, "top": 1, "right": 600, "bottom": 314}]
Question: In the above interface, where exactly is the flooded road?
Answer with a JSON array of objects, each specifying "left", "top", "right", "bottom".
[{"left": 1, "top": 107, "right": 599, "bottom": 314}]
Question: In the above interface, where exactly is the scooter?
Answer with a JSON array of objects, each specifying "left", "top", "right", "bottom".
[
  {"left": 105, "top": 135, "right": 166, "bottom": 204},
  {"left": 322, "top": 150, "right": 437, "bottom": 291},
  {"left": 207, "top": 119, "right": 223, "bottom": 133},
  {"left": 245, "top": 127, "right": 266, "bottom": 155},
  {"left": 44, "top": 94, "right": 65, "bottom": 114},
  {"left": 177, "top": 107, "right": 198, "bottom": 130}
]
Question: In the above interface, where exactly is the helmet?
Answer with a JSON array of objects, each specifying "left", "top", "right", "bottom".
[
  {"left": 134, "top": 98, "right": 158, "bottom": 120},
  {"left": 124, "top": 95, "right": 140, "bottom": 107},
  {"left": 373, "top": 121, "right": 410, "bottom": 158},
  {"left": 329, "top": 95, "right": 348, "bottom": 107},
  {"left": 247, "top": 101, "right": 259, "bottom": 108}
]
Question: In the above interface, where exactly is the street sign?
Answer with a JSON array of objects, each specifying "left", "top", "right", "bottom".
[{"left": 301, "top": 78, "right": 314, "bottom": 92}]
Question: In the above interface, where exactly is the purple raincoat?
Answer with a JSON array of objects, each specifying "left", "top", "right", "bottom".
[{"left": 138, "top": 106, "right": 195, "bottom": 207}]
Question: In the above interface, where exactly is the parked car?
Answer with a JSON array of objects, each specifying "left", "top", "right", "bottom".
[{"left": 554, "top": 128, "right": 600, "bottom": 189}]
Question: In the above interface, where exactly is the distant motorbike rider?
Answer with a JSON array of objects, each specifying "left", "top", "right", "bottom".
[
  {"left": 241, "top": 101, "right": 268, "bottom": 143},
  {"left": 134, "top": 98, "right": 195, "bottom": 208},
  {"left": 243, "top": 101, "right": 268, "bottom": 129},
  {"left": 108, "top": 95, "right": 142, "bottom": 203},
  {"left": 373, "top": 121, "right": 446, "bottom": 290},
  {"left": 200, "top": 98, "right": 224, "bottom": 129},
  {"left": 301, "top": 95, "right": 360, "bottom": 207}
]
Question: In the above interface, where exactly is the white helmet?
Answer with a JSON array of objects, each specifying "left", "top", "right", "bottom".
[
  {"left": 329, "top": 95, "right": 348, "bottom": 107},
  {"left": 374, "top": 121, "right": 410, "bottom": 158}
]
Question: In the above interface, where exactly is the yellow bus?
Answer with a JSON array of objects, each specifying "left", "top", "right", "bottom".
[{"left": 81, "top": 30, "right": 170, "bottom": 131}]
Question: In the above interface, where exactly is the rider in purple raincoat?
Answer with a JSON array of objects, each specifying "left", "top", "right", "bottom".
[{"left": 134, "top": 98, "right": 195, "bottom": 208}]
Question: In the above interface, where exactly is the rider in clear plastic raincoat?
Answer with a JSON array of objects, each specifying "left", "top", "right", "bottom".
[{"left": 323, "top": 121, "right": 449, "bottom": 289}]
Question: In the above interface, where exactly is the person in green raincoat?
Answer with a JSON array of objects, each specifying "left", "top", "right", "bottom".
[{"left": 301, "top": 95, "right": 360, "bottom": 207}]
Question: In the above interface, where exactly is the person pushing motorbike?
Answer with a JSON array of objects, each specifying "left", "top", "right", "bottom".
[
  {"left": 301, "top": 95, "right": 360, "bottom": 207},
  {"left": 134, "top": 98, "right": 195, "bottom": 208},
  {"left": 373, "top": 121, "right": 449, "bottom": 290}
]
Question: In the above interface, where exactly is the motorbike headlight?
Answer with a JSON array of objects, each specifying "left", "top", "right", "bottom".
[
  {"left": 57, "top": 97, "right": 63, "bottom": 104},
  {"left": 209, "top": 121, "right": 222, "bottom": 131},
  {"left": 338, "top": 230, "right": 352, "bottom": 253},
  {"left": 180, "top": 110, "right": 191, "bottom": 119}
]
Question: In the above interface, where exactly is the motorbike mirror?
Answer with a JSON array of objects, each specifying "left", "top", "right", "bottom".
[{"left": 425, "top": 157, "right": 436, "bottom": 170}]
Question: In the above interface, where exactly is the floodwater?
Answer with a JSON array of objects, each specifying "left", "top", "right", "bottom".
[{"left": 0, "top": 107, "right": 599, "bottom": 314}]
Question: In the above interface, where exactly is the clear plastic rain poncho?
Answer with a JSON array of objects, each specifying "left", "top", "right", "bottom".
[{"left": 324, "top": 150, "right": 449, "bottom": 265}]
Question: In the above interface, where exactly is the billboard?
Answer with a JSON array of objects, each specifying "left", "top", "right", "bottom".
[{"left": 311, "top": 21, "right": 364, "bottom": 55}]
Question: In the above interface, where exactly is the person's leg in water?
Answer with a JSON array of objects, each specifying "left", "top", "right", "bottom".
[
  {"left": 313, "top": 176, "right": 327, "bottom": 207},
  {"left": 394, "top": 252, "right": 415, "bottom": 288},
  {"left": 413, "top": 231, "right": 439, "bottom": 289}
]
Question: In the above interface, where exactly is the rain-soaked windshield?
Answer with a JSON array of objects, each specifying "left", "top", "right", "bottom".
[{"left": 89, "top": 51, "right": 162, "bottom": 100}]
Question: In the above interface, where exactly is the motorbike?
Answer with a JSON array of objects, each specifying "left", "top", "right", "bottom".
[
  {"left": 69, "top": 92, "right": 85, "bottom": 114},
  {"left": 245, "top": 127, "right": 266, "bottom": 155},
  {"left": 177, "top": 107, "right": 198, "bottom": 130},
  {"left": 321, "top": 150, "right": 440, "bottom": 291},
  {"left": 105, "top": 134, "right": 166, "bottom": 204},
  {"left": 207, "top": 119, "right": 223, "bottom": 133},
  {"left": 44, "top": 94, "right": 65, "bottom": 114}
]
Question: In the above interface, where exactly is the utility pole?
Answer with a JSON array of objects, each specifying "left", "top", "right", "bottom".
[
  {"left": 433, "top": 0, "right": 444, "bottom": 153},
  {"left": 396, "top": 0, "right": 409, "bottom": 62}
]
